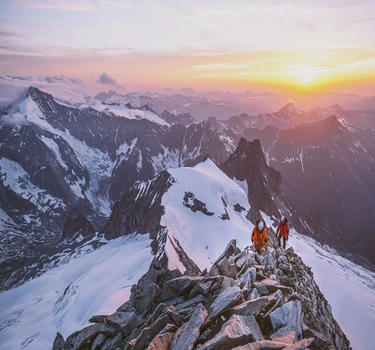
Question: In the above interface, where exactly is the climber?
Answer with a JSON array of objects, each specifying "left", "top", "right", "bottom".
[
  {"left": 251, "top": 220, "right": 268, "bottom": 254},
  {"left": 276, "top": 216, "right": 289, "bottom": 249}
]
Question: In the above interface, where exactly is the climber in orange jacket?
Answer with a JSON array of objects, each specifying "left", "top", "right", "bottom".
[
  {"left": 276, "top": 216, "right": 289, "bottom": 249},
  {"left": 251, "top": 220, "right": 268, "bottom": 254}
]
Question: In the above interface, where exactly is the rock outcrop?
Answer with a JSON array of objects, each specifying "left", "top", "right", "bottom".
[{"left": 52, "top": 240, "right": 350, "bottom": 350}]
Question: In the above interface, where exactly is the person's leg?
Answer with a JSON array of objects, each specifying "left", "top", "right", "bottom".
[
  {"left": 283, "top": 236, "right": 286, "bottom": 249},
  {"left": 278, "top": 234, "right": 282, "bottom": 247}
]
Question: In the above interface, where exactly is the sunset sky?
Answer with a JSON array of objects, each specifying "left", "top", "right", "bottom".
[{"left": 1, "top": 0, "right": 375, "bottom": 95}]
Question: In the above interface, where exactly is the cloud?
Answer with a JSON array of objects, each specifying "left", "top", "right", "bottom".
[
  {"left": 0, "top": 75, "right": 96, "bottom": 109},
  {"left": 95, "top": 73, "right": 118, "bottom": 86},
  {"left": 0, "top": 111, "right": 29, "bottom": 126}
]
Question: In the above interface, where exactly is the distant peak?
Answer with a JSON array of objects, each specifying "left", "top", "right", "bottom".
[
  {"left": 140, "top": 103, "right": 157, "bottom": 113},
  {"left": 330, "top": 103, "right": 343, "bottom": 112},
  {"left": 278, "top": 102, "right": 296, "bottom": 114}
]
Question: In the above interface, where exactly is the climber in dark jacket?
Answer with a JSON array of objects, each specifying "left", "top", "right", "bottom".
[{"left": 276, "top": 216, "right": 289, "bottom": 249}]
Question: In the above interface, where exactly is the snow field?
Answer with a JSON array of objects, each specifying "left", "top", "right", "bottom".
[{"left": 0, "top": 234, "right": 153, "bottom": 350}]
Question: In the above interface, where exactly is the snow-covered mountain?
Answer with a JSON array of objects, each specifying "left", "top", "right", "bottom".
[
  {"left": 1, "top": 86, "right": 374, "bottom": 284},
  {"left": 1, "top": 85, "right": 375, "bottom": 349},
  {"left": 0, "top": 87, "right": 240, "bottom": 289},
  {"left": 95, "top": 90, "right": 242, "bottom": 122},
  {"left": 243, "top": 116, "right": 375, "bottom": 264},
  {"left": 0, "top": 158, "right": 374, "bottom": 349},
  {"left": 223, "top": 102, "right": 375, "bottom": 132}
]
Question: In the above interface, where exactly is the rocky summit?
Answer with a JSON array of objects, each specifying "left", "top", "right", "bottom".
[{"left": 52, "top": 239, "right": 350, "bottom": 350}]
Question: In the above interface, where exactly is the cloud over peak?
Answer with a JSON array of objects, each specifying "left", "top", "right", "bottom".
[{"left": 96, "top": 72, "right": 118, "bottom": 86}]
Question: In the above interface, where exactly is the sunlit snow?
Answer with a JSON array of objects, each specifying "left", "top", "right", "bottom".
[
  {"left": 161, "top": 158, "right": 253, "bottom": 269},
  {"left": 289, "top": 231, "right": 375, "bottom": 350},
  {"left": 0, "top": 234, "right": 153, "bottom": 350},
  {"left": 91, "top": 103, "right": 169, "bottom": 126},
  {"left": 1, "top": 158, "right": 374, "bottom": 350}
]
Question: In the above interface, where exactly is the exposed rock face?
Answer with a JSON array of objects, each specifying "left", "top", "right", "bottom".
[
  {"left": 53, "top": 240, "right": 350, "bottom": 350},
  {"left": 102, "top": 171, "right": 174, "bottom": 241},
  {"left": 62, "top": 214, "right": 97, "bottom": 241},
  {"left": 221, "top": 137, "right": 350, "bottom": 254},
  {"left": 243, "top": 116, "right": 375, "bottom": 258},
  {"left": 222, "top": 138, "right": 282, "bottom": 218},
  {"left": 160, "top": 110, "right": 196, "bottom": 127}
]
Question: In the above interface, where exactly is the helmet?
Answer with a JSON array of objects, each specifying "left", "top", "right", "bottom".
[
  {"left": 281, "top": 216, "right": 286, "bottom": 223},
  {"left": 257, "top": 221, "right": 264, "bottom": 230}
]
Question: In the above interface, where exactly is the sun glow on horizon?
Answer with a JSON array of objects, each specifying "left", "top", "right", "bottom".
[{"left": 292, "top": 65, "right": 322, "bottom": 85}]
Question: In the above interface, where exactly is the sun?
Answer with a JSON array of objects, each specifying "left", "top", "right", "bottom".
[{"left": 293, "top": 65, "right": 319, "bottom": 84}]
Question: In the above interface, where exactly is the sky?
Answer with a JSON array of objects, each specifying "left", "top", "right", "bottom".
[{"left": 1, "top": 0, "right": 375, "bottom": 95}]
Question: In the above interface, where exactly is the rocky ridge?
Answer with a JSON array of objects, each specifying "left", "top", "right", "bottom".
[{"left": 52, "top": 240, "right": 350, "bottom": 350}]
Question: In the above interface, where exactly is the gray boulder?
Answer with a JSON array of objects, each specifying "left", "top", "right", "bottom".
[
  {"left": 160, "top": 276, "right": 203, "bottom": 300},
  {"left": 106, "top": 311, "right": 144, "bottom": 337},
  {"left": 197, "top": 314, "right": 262, "bottom": 350},
  {"left": 227, "top": 295, "right": 271, "bottom": 318},
  {"left": 269, "top": 300, "right": 302, "bottom": 344},
  {"left": 170, "top": 303, "right": 208, "bottom": 350},
  {"left": 208, "top": 285, "right": 244, "bottom": 320},
  {"left": 63, "top": 323, "right": 101, "bottom": 350}
]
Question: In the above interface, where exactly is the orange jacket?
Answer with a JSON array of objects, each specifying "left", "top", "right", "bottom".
[
  {"left": 276, "top": 222, "right": 289, "bottom": 237},
  {"left": 251, "top": 226, "right": 268, "bottom": 249}
]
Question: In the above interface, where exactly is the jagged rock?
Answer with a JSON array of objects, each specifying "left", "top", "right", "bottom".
[
  {"left": 89, "top": 315, "right": 107, "bottom": 324},
  {"left": 212, "top": 239, "right": 239, "bottom": 265},
  {"left": 131, "top": 315, "right": 173, "bottom": 350},
  {"left": 102, "top": 332, "right": 122, "bottom": 349},
  {"left": 269, "top": 300, "right": 302, "bottom": 343},
  {"left": 284, "top": 337, "right": 315, "bottom": 349},
  {"left": 267, "top": 284, "right": 294, "bottom": 298},
  {"left": 254, "top": 281, "right": 270, "bottom": 296},
  {"left": 90, "top": 333, "right": 107, "bottom": 350},
  {"left": 208, "top": 285, "right": 244, "bottom": 320},
  {"left": 216, "top": 256, "right": 237, "bottom": 279},
  {"left": 106, "top": 311, "right": 144, "bottom": 337},
  {"left": 170, "top": 303, "right": 208, "bottom": 350},
  {"left": 226, "top": 295, "right": 271, "bottom": 318},
  {"left": 302, "top": 324, "right": 330, "bottom": 348},
  {"left": 147, "top": 303, "right": 174, "bottom": 325},
  {"left": 63, "top": 323, "right": 101, "bottom": 349},
  {"left": 206, "top": 264, "right": 220, "bottom": 277},
  {"left": 197, "top": 314, "right": 262, "bottom": 350},
  {"left": 237, "top": 267, "right": 256, "bottom": 290},
  {"left": 56, "top": 240, "right": 351, "bottom": 350},
  {"left": 160, "top": 276, "right": 203, "bottom": 301},
  {"left": 147, "top": 331, "right": 175, "bottom": 350},
  {"left": 176, "top": 294, "right": 206, "bottom": 313},
  {"left": 247, "top": 287, "right": 260, "bottom": 300},
  {"left": 61, "top": 214, "right": 96, "bottom": 241},
  {"left": 279, "top": 262, "right": 292, "bottom": 272},
  {"left": 52, "top": 332, "right": 65, "bottom": 350},
  {"left": 190, "top": 280, "right": 212, "bottom": 298},
  {"left": 166, "top": 309, "right": 185, "bottom": 327},
  {"left": 220, "top": 276, "right": 236, "bottom": 291},
  {"left": 135, "top": 282, "right": 161, "bottom": 315},
  {"left": 232, "top": 340, "right": 287, "bottom": 349}
]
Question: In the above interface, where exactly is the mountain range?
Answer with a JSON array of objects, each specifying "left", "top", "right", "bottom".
[
  {"left": 1, "top": 157, "right": 374, "bottom": 349},
  {"left": 0, "top": 86, "right": 375, "bottom": 349},
  {"left": 94, "top": 88, "right": 375, "bottom": 124}
]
